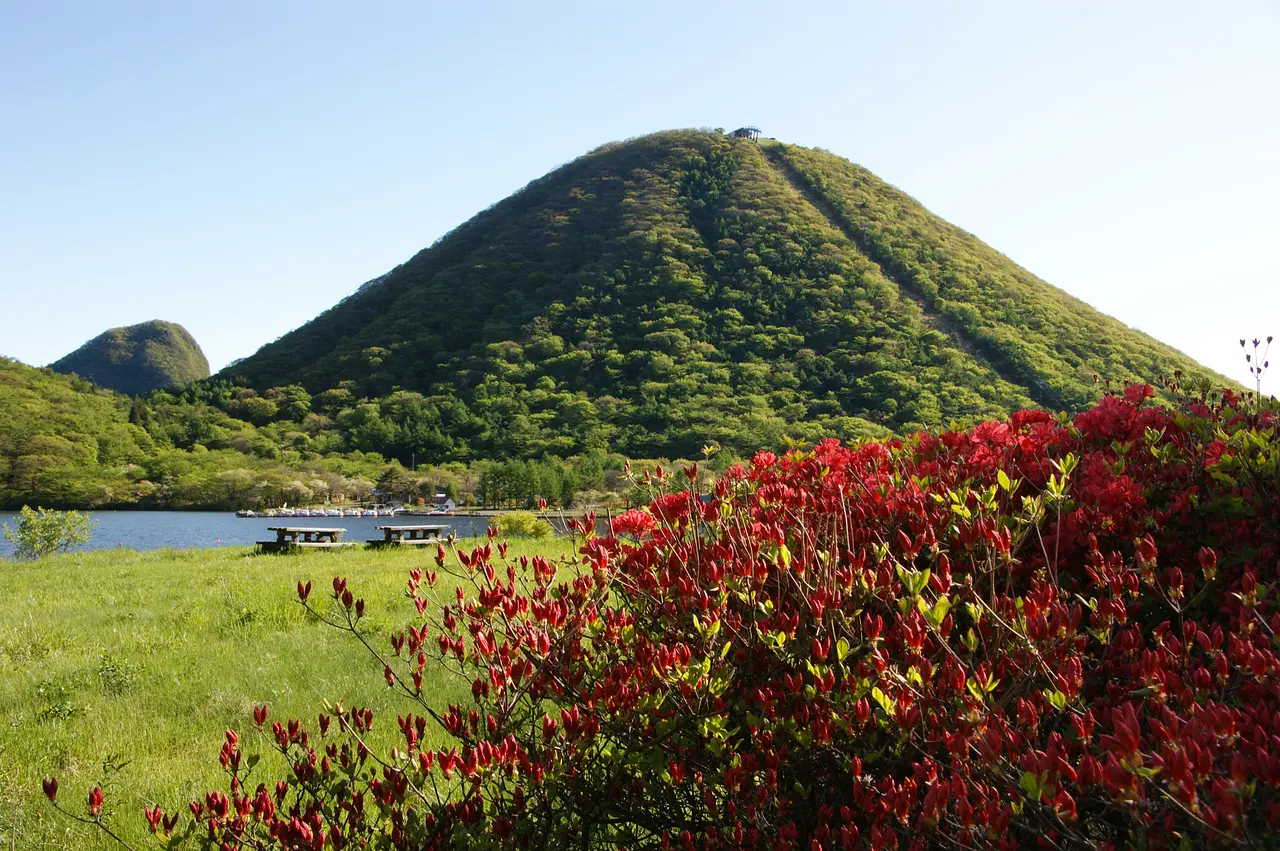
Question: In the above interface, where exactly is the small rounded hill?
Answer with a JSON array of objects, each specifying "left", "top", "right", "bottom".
[{"left": 50, "top": 320, "right": 210, "bottom": 396}]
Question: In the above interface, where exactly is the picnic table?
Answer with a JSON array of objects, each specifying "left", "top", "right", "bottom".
[
  {"left": 367, "top": 524, "right": 447, "bottom": 547},
  {"left": 256, "top": 526, "right": 352, "bottom": 553}
]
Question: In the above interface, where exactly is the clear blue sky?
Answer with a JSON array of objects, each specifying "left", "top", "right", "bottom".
[{"left": 2, "top": 1, "right": 1277, "bottom": 384}]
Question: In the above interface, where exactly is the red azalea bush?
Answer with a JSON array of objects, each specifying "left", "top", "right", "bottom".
[{"left": 48, "top": 384, "right": 1280, "bottom": 849}]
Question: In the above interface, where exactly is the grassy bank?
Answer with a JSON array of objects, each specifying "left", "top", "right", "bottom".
[{"left": 0, "top": 539, "right": 572, "bottom": 850}]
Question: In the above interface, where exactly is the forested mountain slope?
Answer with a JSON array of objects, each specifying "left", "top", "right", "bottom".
[
  {"left": 767, "top": 144, "right": 1217, "bottom": 412},
  {"left": 50, "top": 319, "right": 210, "bottom": 396},
  {"left": 219, "top": 129, "right": 1225, "bottom": 462},
  {"left": 0, "top": 357, "right": 154, "bottom": 506},
  {"left": 0, "top": 357, "right": 390, "bottom": 510}
]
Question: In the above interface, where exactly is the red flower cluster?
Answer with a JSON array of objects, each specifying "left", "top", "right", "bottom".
[
  {"left": 50, "top": 386, "right": 1280, "bottom": 849},
  {"left": 611, "top": 508, "right": 658, "bottom": 538}
]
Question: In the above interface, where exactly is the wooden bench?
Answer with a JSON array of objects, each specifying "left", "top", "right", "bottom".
[
  {"left": 256, "top": 526, "right": 353, "bottom": 553},
  {"left": 366, "top": 524, "right": 447, "bottom": 547}
]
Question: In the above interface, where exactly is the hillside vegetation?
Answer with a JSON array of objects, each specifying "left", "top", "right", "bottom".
[
  {"left": 221, "top": 130, "right": 1225, "bottom": 462},
  {"left": 0, "top": 357, "right": 644, "bottom": 511},
  {"left": 2, "top": 130, "right": 1235, "bottom": 509},
  {"left": 0, "top": 359, "right": 152, "bottom": 507},
  {"left": 50, "top": 320, "right": 210, "bottom": 396},
  {"left": 768, "top": 144, "right": 1217, "bottom": 412},
  {"left": 0, "top": 358, "right": 390, "bottom": 510}
]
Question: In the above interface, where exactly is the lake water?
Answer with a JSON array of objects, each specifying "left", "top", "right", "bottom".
[{"left": 0, "top": 511, "right": 495, "bottom": 558}]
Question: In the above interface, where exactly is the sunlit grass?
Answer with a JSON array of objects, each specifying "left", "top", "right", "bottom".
[{"left": 0, "top": 538, "right": 572, "bottom": 849}]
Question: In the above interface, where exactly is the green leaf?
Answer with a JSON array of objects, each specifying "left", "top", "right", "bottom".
[
  {"left": 1210, "top": 470, "right": 1238, "bottom": 488},
  {"left": 997, "top": 469, "right": 1012, "bottom": 492},
  {"left": 896, "top": 566, "right": 931, "bottom": 598},
  {"left": 925, "top": 595, "right": 951, "bottom": 629}
]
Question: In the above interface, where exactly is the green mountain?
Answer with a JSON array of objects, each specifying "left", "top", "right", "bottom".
[
  {"left": 0, "top": 131, "right": 1239, "bottom": 510},
  {"left": 51, "top": 320, "right": 210, "bottom": 396},
  {"left": 220, "top": 129, "right": 1224, "bottom": 462}
]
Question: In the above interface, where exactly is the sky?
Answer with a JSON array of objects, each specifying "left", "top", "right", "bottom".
[{"left": 1, "top": 1, "right": 1278, "bottom": 384}]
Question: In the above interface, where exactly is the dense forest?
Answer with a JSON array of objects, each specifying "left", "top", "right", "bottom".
[
  {"left": 0, "top": 358, "right": 655, "bottom": 511},
  {"left": 50, "top": 319, "right": 210, "bottom": 396},
  {"left": 766, "top": 144, "right": 1214, "bottom": 413},
  {"left": 3, "top": 130, "right": 1233, "bottom": 510},
  {"left": 223, "top": 130, "right": 1224, "bottom": 460}
]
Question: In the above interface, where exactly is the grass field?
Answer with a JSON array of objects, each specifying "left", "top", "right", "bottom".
[{"left": 0, "top": 538, "right": 572, "bottom": 850}]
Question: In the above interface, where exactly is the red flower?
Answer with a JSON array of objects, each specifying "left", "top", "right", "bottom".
[
  {"left": 1123, "top": 383, "right": 1155, "bottom": 405},
  {"left": 611, "top": 509, "right": 657, "bottom": 538},
  {"left": 751, "top": 450, "right": 778, "bottom": 470},
  {"left": 1198, "top": 546, "right": 1217, "bottom": 581},
  {"left": 1100, "top": 704, "right": 1141, "bottom": 758}
]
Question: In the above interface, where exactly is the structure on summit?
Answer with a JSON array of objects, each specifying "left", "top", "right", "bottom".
[{"left": 730, "top": 126, "right": 761, "bottom": 141}]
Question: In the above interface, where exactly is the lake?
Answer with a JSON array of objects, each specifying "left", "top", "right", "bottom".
[{"left": 0, "top": 511, "right": 497, "bottom": 558}]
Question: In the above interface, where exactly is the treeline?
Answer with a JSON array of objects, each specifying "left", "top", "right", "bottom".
[
  {"left": 0, "top": 357, "right": 691, "bottom": 510},
  {"left": 0, "top": 357, "right": 389, "bottom": 509}
]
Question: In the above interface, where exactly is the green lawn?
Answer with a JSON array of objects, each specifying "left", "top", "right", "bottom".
[{"left": 0, "top": 539, "right": 571, "bottom": 850}]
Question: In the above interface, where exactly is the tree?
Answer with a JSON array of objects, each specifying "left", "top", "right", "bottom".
[
  {"left": 2, "top": 506, "right": 96, "bottom": 560},
  {"left": 375, "top": 464, "right": 416, "bottom": 503}
]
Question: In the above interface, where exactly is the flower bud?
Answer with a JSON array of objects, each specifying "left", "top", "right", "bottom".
[
  {"left": 1198, "top": 546, "right": 1217, "bottom": 581},
  {"left": 88, "top": 786, "right": 103, "bottom": 816}
]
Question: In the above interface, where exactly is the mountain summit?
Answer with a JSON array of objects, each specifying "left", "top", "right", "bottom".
[
  {"left": 52, "top": 320, "right": 210, "bottom": 396},
  {"left": 221, "top": 130, "right": 1223, "bottom": 460}
]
